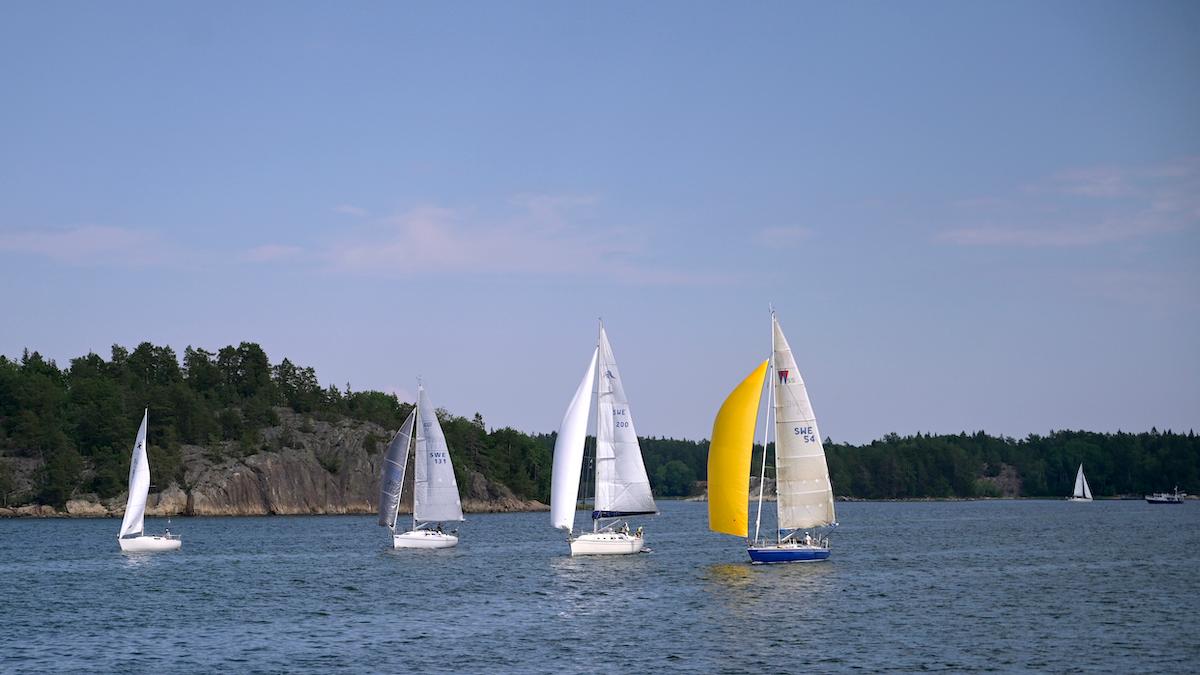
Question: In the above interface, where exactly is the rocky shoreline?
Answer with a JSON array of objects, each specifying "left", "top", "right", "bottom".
[{"left": 0, "top": 408, "right": 547, "bottom": 518}]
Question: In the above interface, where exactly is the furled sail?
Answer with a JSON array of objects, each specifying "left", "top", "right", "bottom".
[
  {"left": 118, "top": 409, "right": 150, "bottom": 538},
  {"left": 377, "top": 409, "right": 416, "bottom": 528},
  {"left": 708, "top": 361, "right": 768, "bottom": 538},
  {"left": 413, "top": 386, "right": 464, "bottom": 523},
  {"left": 593, "top": 326, "right": 657, "bottom": 519},
  {"left": 551, "top": 348, "right": 598, "bottom": 531},
  {"left": 772, "top": 316, "right": 836, "bottom": 529},
  {"left": 1073, "top": 464, "right": 1092, "bottom": 500}
]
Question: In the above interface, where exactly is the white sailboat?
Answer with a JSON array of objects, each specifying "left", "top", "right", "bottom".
[
  {"left": 551, "top": 322, "right": 657, "bottom": 555},
  {"left": 709, "top": 311, "right": 836, "bottom": 564},
  {"left": 377, "top": 382, "right": 464, "bottom": 549},
  {"left": 1067, "top": 463, "right": 1093, "bottom": 502},
  {"left": 117, "top": 409, "right": 181, "bottom": 553}
]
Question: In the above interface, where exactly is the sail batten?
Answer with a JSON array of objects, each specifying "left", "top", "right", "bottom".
[
  {"left": 551, "top": 348, "right": 598, "bottom": 532},
  {"left": 412, "top": 386, "right": 464, "bottom": 523},
  {"left": 377, "top": 409, "right": 416, "bottom": 529},
  {"left": 708, "top": 361, "right": 769, "bottom": 538},
  {"left": 118, "top": 410, "right": 150, "bottom": 538}
]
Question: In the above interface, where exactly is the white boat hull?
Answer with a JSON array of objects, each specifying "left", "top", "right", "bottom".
[
  {"left": 569, "top": 531, "right": 644, "bottom": 556},
  {"left": 392, "top": 530, "right": 459, "bottom": 549},
  {"left": 1067, "top": 497, "right": 1093, "bottom": 502},
  {"left": 118, "top": 535, "right": 181, "bottom": 552}
]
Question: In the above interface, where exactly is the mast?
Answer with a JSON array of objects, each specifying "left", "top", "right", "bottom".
[
  {"left": 592, "top": 318, "right": 602, "bottom": 533},
  {"left": 753, "top": 312, "right": 775, "bottom": 545},
  {"left": 412, "top": 380, "right": 422, "bottom": 531}
]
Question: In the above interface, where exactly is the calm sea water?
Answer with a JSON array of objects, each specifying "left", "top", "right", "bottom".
[{"left": 1, "top": 500, "right": 1196, "bottom": 673}]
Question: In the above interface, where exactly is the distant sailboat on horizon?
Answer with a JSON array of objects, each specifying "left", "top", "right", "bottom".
[
  {"left": 550, "top": 322, "right": 657, "bottom": 555},
  {"left": 1067, "top": 464, "right": 1093, "bottom": 502},
  {"left": 117, "top": 409, "right": 181, "bottom": 553},
  {"left": 377, "top": 382, "right": 464, "bottom": 549},
  {"left": 708, "top": 311, "right": 837, "bottom": 564}
]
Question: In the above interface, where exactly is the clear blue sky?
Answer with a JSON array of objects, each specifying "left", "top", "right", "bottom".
[{"left": 2, "top": 1, "right": 1197, "bottom": 443}]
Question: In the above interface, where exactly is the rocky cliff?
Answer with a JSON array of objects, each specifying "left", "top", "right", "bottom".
[{"left": 0, "top": 408, "right": 546, "bottom": 518}]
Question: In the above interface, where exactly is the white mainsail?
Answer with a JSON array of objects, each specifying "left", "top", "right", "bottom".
[
  {"left": 551, "top": 347, "right": 598, "bottom": 531},
  {"left": 413, "top": 386, "right": 464, "bottom": 523},
  {"left": 1073, "top": 464, "right": 1093, "bottom": 500},
  {"left": 377, "top": 409, "right": 416, "bottom": 529},
  {"left": 772, "top": 316, "right": 836, "bottom": 530},
  {"left": 593, "top": 326, "right": 656, "bottom": 518},
  {"left": 118, "top": 409, "right": 150, "bottom": 538}
]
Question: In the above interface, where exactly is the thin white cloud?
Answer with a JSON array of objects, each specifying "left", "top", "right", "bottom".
[
  {"left": 940, "top": 158, "right": 1199, "bottom": 247},
  {"left": 754, "top": 226, "right": 814, "bottom": 246},
  {"left": 324, "top": 194, "right": 721, "bottom": 285},
  {"left": 334, "top": 204, "right": 369, "bottom": 217},
  {"left": 241, "top": 244, "right": 304, "bottom": 263},
  {"left": 0, "top": 225, "right": 169, "bottom": 265}
]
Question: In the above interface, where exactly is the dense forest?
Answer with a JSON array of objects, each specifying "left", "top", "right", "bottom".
[{"left": 0, "top": 342, "right": 1195, "bottom": 508}]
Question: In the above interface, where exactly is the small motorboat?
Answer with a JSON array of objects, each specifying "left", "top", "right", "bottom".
[{"left": 1145, "top": 487, "right": 1186, "bottom": 504}]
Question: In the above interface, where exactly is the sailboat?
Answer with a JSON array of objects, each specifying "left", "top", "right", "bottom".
[
  {"left": 117, "top": 409, "right": 181, "bottom": 552},
  {"left": 708, "top": 311, "right": 836, "bottom": 564},
  {"left": 1067, "top": 464, "right": 1093, "bottom": 502},
  {"left": 377, "top": 382, "right": 464, "bottom": 549},
  {"left": 551, "top": 322, "right": 657, "bottom": 555}
]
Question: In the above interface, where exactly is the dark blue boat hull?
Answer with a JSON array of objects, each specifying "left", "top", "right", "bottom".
[{"left": 747, "top": 546, "right": 831, "bottom": 564}]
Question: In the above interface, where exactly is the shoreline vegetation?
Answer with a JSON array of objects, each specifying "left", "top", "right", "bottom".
[{"left": 2, "top": 342, "right": 1196, "bottom": 518}]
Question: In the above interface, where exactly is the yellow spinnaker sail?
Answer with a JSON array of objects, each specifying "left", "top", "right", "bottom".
[{"left": 707, "top": 360, "right": 768, "bottom": 538}]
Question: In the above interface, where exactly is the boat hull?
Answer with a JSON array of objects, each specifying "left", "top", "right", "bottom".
[
  {"left": 1145, "top": 497, "right": 1184, "bottom": 504},
  {"left": 118, "top": 535, "right": 181, "bottom": 552},
  {"left": 393, "top": 530, "right": 459, "bottom": 549},
  {"left": 1067, "top": 497, "right": 1093, "bottom": 502},
  {"left": 747, "top": 544, "right": 830, "bottom": 564},
  {"left": 570, "top": 531, "right": 644, "bottom": 556}
]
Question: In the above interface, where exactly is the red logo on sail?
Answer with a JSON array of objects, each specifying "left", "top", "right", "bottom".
[{"left": 777, "top": 370, "right": 789, "bottom": 384}]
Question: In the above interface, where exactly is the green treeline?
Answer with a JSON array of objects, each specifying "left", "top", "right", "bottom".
[{"left": 1, "top": 343, "right": 1195, "bottom": 507}]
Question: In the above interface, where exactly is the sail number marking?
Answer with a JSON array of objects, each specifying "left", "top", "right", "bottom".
[
  {"left": 429, "top": 451, "right": 449, "bottom": 465},
  {"left": 794, "top": 426, "right": 816, "bottom": 443}
]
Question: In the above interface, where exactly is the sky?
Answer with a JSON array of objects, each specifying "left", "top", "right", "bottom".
[{"left": 1, "top": 1, "right": 1197, "bottom": 443}]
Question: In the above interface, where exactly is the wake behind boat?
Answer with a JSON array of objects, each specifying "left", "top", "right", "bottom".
[
  {"left": 550, "top": 322, "right": 657, "bottom": 556},
  {"left": 708, "top": 311, "right": 837, "bottom": 564},
  {"left": 1067, "top": 464, "right": 1093, "bottom": 502},
  {"left": 377, "top": 382, "right": 464, "bottom": 549},
  {"left": 117, "top": 409, "right": 181, "bottom": 553}
]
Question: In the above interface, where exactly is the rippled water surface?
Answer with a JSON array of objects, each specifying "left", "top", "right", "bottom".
[{"left": 1, "top": 500, "right": 1196, "bottom": 672}]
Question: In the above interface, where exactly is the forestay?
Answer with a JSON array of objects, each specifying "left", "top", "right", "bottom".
[
  {"left": 413, "top": 387, "right": 464, "bottom": 523},
  {"left": 377, "top": 409, "right": 416, "bottom": 528},
  {"left": 118, "top": 410, "right": 150, "bottom": 538},
  {"left": 550, "top": 348, "right": 598, "bottom": 531},
  {"left": 772, "top": 316, "right": 836, "bottom": 529},
  {"left": 593, "top": 327, "right": 656, "bottom": 518}
]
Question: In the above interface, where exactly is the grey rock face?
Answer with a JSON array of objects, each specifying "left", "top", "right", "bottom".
[{"left": 2, "top": 408, "right": 544, "bottom": 517}]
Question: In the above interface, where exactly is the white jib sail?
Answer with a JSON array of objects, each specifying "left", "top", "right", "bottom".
[
  {"left": 412, "top": 386, "right": 464, "bottom": 523},
  {"left": 118, "top": 409, "right": 150, "bottom": 538},
  {"left": 1074, "top": 464, "right": 1092, "bottom": 499},
  {"left": 378, "top": 409, "right": 416, "bottom": 529},
  {"left": 550, "top": 347, "right": 598, "bottom": 531},
  {"left": 593, "top": 326, "right": 656, "bottom": 517},
  {"left": 772, "top": 316, "right": 836, "bottom": 530}
]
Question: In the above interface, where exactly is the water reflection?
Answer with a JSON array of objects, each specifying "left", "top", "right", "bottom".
[
  {"left": 119, "top": 551, "right": 161, "bottom": 569},
  {"left": 548, "top": 552, "right": 660, "bottom": 621},
  {"left": 702, "top": 558, "right": 838, "bottom": 620}
]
